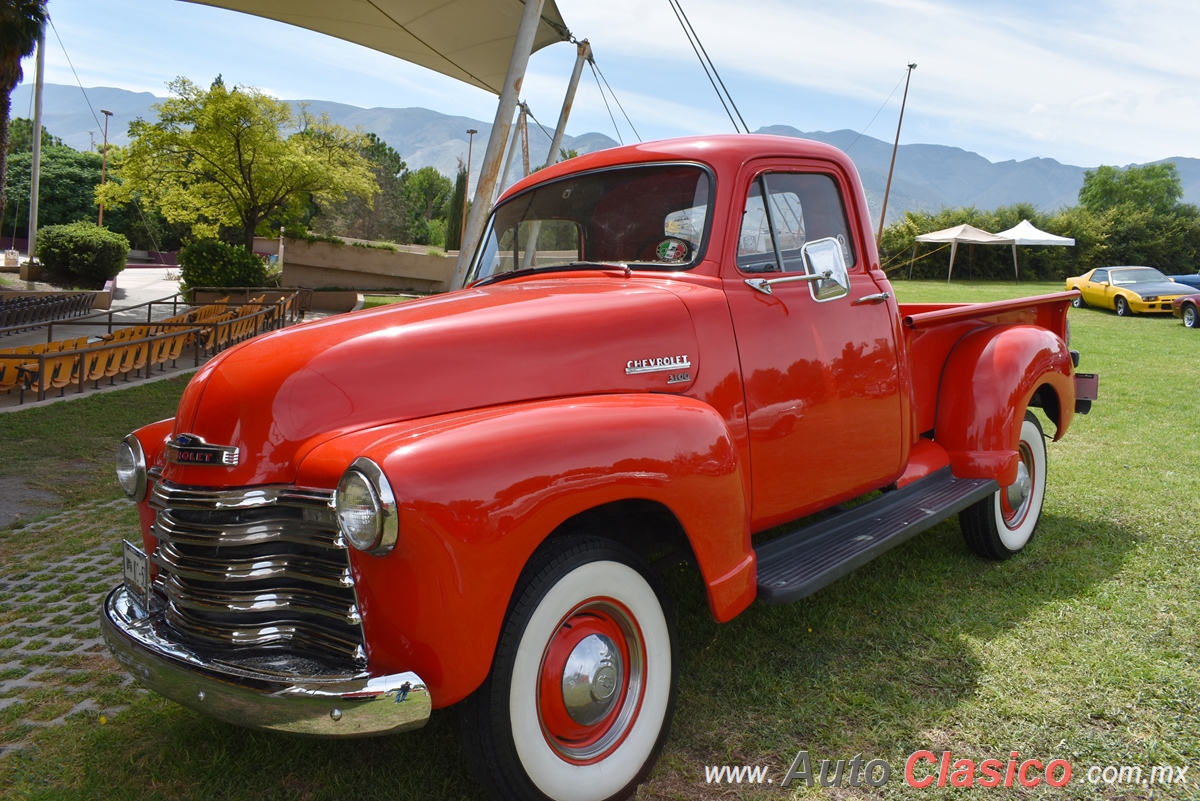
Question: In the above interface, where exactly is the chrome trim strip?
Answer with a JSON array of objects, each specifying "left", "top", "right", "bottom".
[
  {"left": 162, "top": 574, "right": 361, "bottom": 625},
  {"left": 153, "top": 542, "right": 354, "bottom": 588},
  {"left": 164, "top": 601, "right": 364, "bottom": 654},
  {"left": 154, "top": 510, "right": 345, "bottom": 550},
  {"left": 102, "top": 587, "right": 430, "bottom": 737},
  {"left": 151, "top": 481, "right": 335, "bottom": 511}
]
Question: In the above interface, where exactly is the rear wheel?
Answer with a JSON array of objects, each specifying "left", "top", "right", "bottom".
[
  {"left": 1115, "top": 296, "right": 1131, "bottom": 316},
  {"left": 458, "top": 537, "right": 677, "bottom": 801},
  {"left": 960, "top": 412, "right": 1047, "bottom": 560},
  {"left": 1184, "top": 303, "right": 1199, "bottom": 329}
]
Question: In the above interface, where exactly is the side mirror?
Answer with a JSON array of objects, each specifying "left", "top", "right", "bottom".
[{"left": 802, "top": 237, "right": 851, "bottom": 302}]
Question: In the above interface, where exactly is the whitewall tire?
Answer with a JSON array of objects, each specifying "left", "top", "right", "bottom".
[
  {"left": 458, "top": 537, "right": 677, "bottom": 801},
  {"left": 960, "top": 411, "right": 1047, "bottom": 559}
]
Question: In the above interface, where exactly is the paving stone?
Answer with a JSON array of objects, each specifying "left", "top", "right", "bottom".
[{"left": 0, "top": 509, "right": 132, "bottom": 758}]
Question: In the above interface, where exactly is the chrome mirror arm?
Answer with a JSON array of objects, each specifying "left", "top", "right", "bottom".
[{"left": 744, "top": 270, "right": 832, "bottom": 296}]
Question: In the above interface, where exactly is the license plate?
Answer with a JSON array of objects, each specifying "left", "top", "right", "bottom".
[
  {"left": 1074, "top": 372, "right": 1100, "bottom": 401},
  {"left": 123, "top": 541, "right": 151, "bottom": 614}
]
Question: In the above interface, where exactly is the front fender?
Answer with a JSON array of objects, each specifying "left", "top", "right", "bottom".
[
  {"left": 935, "top": 325, "right": 1074, "bottom": 484},
  {"left": 295, "top": 394, "right": 751, "bottom": 707}
]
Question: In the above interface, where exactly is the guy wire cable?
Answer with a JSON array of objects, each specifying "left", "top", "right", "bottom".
[{"left": 669, "top": 0, "right": 748, "bottom": 133}]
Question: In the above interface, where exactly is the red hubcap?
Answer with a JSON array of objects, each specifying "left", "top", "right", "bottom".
[{"left": 537, "top": 600, "right": 645, "bottom": 764}]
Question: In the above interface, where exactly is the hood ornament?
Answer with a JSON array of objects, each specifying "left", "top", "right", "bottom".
[{"left": 164, "top": 433, "right": 240, "bottom": 467}]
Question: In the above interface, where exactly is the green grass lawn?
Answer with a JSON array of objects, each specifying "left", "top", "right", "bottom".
[
  {"left": 0, "top": 281, "right": 1196, "bottom": 799},
  {"left": 360, "top": 294, "right": 417, "bottom": 309}
]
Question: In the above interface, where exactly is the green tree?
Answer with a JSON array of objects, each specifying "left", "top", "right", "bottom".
[
  {"left": 0, "top": 0, "right": 47, "bottom": 220},
  {"left": 445, "top": 159, "right": 467, "bottom": 251},
  {"left": 404, "top": 165, "right": 452, "bottom": 246},
  {"left": 310, "top": 131, "right": 409, "bottom": 242},
  {"left": 100, "top": 77, "right": 377, "bottom": 250},
  {"left": 7, "top": 116, "right": 61, "bottom": 153},
  {"left": 1, "top": 145, "right": 101, "bottom": 237},
  {"left": 1078, "top": 163, "right": 1184, "bottom": 216}
]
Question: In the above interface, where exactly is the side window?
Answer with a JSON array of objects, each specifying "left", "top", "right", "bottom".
[
  {"left": 736, "top": 172, "right": 857, "bottom": 274},
  {"left": 763, "top": 173, "right": 856, "bottom": 272},
  {"left": 737, "top": 181, "right": 776, "bottom": 272},
  {"left": 1093, "top": 269, "right": 1108, "bottom": 283}
]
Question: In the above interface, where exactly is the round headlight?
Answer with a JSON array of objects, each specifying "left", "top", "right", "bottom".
[
  {"left": 335, "top": 458, "right": 398, "bottom": 554},
  {"left": 116, "top": 434, "right": 147, "bottom": 502}
]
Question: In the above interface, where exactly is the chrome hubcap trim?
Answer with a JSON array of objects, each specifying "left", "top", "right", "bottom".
[
  {"left": 561, "top": 634, "right": 623, "bottom": 725},
  {"left": 1006, "top": 459, "right": 1032, "bottom": 513}
]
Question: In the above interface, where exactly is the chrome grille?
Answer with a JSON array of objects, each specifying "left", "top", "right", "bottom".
[{"left": 149, "top": 480, "right": 366, "bottom": 669}]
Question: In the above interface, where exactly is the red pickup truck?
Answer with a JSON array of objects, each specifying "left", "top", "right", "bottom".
[{"left": 103, "top": 135, "right": 1096, "bottom": 801}]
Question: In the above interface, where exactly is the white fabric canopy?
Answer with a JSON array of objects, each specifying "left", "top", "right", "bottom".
[
  {"left": 913, "top": 224, "right": 1015, "bottom": 282},
  {"left": 183, "top": 0, "right": 571, "bottom": 95},
  {"left": 995, "top": 219, "right": 1075, "bottom": 247}
]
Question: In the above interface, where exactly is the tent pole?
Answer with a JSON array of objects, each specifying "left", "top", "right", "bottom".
[
  {"left": 26, "top": 26, "right": 46, "bottom": 269},
  {"left": 947, "top": 241, "right": 957, "bottom": 283},
  {"left": 494, "top": 106, "right": 522, "bottom": 205},
  {"left": 877, "top": 63, "right": 917, "bottom": 243},
  {"left": 517, "top": 41, "right": 590, "bottom": 272},
  {"left": 546, "top": 40, "right": 590, "bottom": 168},
  {"left": 1012, "top": 243, "right": 1019, "bottom": 283},
  {"left": 908, "top": 243, "right": 917, "bottom": 279},
  {"left": 451, "top": 0, "right": 548, "bottom": 289}
]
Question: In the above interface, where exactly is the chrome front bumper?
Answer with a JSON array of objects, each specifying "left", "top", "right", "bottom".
[{"left": 101, "top": 586, "right": 431, "bottom": 737}]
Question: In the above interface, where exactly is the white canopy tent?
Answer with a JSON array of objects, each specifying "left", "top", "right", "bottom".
[
  {"left": 996, "top": 220, "right": 1075, "bottom": 282},
  {"left": 913, "top": 224, "right": 1015, "bottom": 283}
]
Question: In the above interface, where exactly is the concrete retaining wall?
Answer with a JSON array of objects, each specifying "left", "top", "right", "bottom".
[{"left": 254, "top": 237, "right": 453, "bottom": 294}]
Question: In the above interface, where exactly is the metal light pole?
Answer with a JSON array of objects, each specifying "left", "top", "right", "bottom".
[
  {"left": 877, "top": 63, "right": 916, "bottom": 243},
  {"left": 98, "top": 109, "right": 113, "bottom": 226},
  {"left": 460, "top": 128, "right": 477, "bottom": 249}
]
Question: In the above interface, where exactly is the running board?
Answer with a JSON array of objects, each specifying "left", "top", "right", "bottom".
[{"left": 755, "top": 468, "right": 999, "bottom": 605}]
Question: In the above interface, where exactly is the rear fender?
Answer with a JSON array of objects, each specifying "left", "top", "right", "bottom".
[
  {"left": 295, "top": 394, "right": 751, "bottom": 707},
  {"left": 935, "top": 325, "right": 1074, "bottom": 484}
]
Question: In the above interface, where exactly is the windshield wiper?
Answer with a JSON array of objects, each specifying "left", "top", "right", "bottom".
[{"left": 474, "top": 261, "right": 633, "bottom": 287}]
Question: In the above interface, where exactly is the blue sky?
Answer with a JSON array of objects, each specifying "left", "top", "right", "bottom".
[{"left": 17, "top": 0, "right": 1200, "bottom": 168}]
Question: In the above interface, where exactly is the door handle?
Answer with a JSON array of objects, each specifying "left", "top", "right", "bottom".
[{"left": 852, "top": 292, "right": 891, "bottom": 306}]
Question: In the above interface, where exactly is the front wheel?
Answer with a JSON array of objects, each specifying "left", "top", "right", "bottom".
[
  {"left": 1115, "top": 296, "right": 1131, "bottom": 316},
  {"left": 1071, "top": 294, "right": 1085, "bottom": 309},
  {"left": 960, "top": 411, "right": 1047, "bottom": 560},
  {"left": 458, "top": 537, "right": 678, "bottom": 801},
  {"left": 1183, "top": 303, "right": 1199, "bottom": 329}
]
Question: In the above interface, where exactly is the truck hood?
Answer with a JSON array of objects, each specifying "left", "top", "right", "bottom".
[{"left": 163, "top": 278, "right": 700, "bottom": 488}]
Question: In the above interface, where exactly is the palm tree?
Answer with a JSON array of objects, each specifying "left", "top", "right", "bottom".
[{"left": 0, "top": 0, "right": 47, "bottom": 221}]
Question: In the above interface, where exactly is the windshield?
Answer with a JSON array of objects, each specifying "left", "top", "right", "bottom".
[
  {"left": 1110, "top": 267, "right": 1168, "bottom": 285},
  {"left": 467, "top": 164, "right": 712, "bottom": 283}
]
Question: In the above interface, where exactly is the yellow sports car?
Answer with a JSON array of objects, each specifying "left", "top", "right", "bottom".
[{"left": 1065, "top": 266, "right": 1195, "bottom": 316}]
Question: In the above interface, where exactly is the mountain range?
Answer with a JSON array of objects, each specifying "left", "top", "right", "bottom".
[{"left": 12, "top": 83, "right": 1200, "bottom": 227}]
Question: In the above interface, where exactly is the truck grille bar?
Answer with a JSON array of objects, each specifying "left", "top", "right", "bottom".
[{"left": 148, "top": 480, "right": 366, "bottom": 668}]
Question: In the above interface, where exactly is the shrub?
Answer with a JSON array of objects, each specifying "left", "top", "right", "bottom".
[
  {"left": 36, "top": 222, "right": 130, "bottom": 286},
  {"left": 178, "top": 239, "right": 268, "bottom": 289}
]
